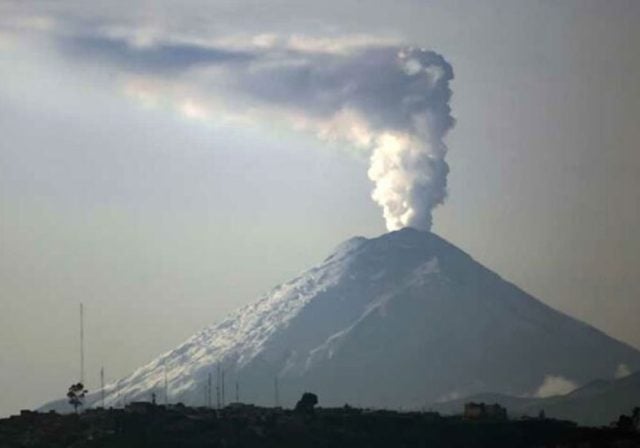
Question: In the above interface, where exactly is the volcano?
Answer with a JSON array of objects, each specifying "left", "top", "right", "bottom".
[{"left": 43, "top": 229, "right": 640, "bottom": 411}]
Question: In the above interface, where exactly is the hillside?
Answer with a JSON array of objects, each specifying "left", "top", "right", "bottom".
[{"left": 433, "top": 372, "right": 640, "bottom": 426}]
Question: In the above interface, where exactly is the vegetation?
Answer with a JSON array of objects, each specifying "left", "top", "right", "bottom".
[{"left": 66, "top": 383, "right": 87, "bottom": 413}]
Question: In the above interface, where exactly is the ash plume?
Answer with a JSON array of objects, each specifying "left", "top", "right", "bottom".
[
  {"left": 233, "top": 46, "right": 455, "bottom": 231},
  {"left": 61, "top": 35, "right": 455, "bottom": 230}
]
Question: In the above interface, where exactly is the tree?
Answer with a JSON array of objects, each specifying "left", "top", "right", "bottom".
[
  {"left": 295, "top": 392, "right": 318, "bottom": 414},
  {"left": 67, "top": 383, "right": 87, "bottom": 413},
  {"left": 617, "top": 415, "right": 634, "bottom": 431},
  {"left": 616, "top": 408, "right": 640, "bottom": 432}
]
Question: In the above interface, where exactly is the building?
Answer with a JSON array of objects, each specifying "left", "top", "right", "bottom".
[{"left": 464, "top": 402, "right": 507, "bottom": 421}]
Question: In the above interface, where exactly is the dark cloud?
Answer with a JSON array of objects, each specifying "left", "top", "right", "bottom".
[
  {"left": 57, "top": 34, "right": 255, "bottom": 74},
  {"left": 56, "top": 33, "right": 454, "bottom": 136},
  {"left": 236, "top": 46, "right": 454, "bottom": 134}
]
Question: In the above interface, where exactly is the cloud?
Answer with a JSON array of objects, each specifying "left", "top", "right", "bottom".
[
  {"left": 52, "top": 31, "right": 455, "bottom": 231},
  {"left": 58, "top": 34, "right": 254, "bottom": 74},
  {"left": 534, "top": 374, "right": 578, "bottom": 398}
]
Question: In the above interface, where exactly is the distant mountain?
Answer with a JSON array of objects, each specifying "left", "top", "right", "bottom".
[
  {"left": 432, "top": 371, "right": 640, "bottom": 426},
  {"left": 42, "top": 229, "right": 640, "bottom": 413}
]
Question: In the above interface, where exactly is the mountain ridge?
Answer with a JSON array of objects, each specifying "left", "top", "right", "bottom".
[{"left": 431, "top": 371, "right": 640, "bottom": 426}]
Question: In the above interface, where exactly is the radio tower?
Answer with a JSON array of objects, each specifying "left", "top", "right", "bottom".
[
  {"left": 79, "top": 303, "right": 85, "bottom": 385},
  {"left": 235, "top": 381, "right": 239, "bottom": 403},
  {"left": 221, "top": 368, "right": 226, "bottom": 407},
  {"left": 164, "top": 362, "right": 169, "bottom": 405},
  {"left": 274, "top": 377, "right": 280, "bottom": 407},
  {"left": 100, "top": 366, "right": 105, "bottom": 408},
  {"left": 216, "top": 365, "right": 221, "bottom": 409},
  {"left": 207, "top": 372, "right": 212, "bottom": 408}
]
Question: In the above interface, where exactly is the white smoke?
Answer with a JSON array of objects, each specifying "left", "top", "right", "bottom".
[
  {"left": 368, "top": 131, "right": 448, "bottom": 231},
  {"left": 615, "top": 363, "right": 631, "bottom": 379},
  {"left": 59, "top": 34, "right": 455, "bottom": 230},
  {"left": 367, "top": 51, "right": 452, "bottom": 231},
  {"left": 534, "top": 374, "right": 578, "bottom": 398},
  {"left": 231, "top": 45, "right": 454, "bottom": 231}
]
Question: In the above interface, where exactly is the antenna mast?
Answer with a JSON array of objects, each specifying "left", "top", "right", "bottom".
[
  {"left": 164, "top": 362, "right": 169, "bottom": 405},
  {"left": 216, "top": 365, "right": 221, "bottom": 409},
  {"left": 100, "top": 366, "right": 105, "bottom": 408},
  {"left": 221, "top": 368, "right": 226, "bottom": 407},
  {"left": 80, "top": 303, "right": 85, "bottom": 385},
  {"left": 207, "top": 372, "right": 212, "bottom": 408}
]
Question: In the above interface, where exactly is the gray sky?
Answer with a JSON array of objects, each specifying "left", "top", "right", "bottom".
[{"left": 1, "top": 0, "right": 639, "bottom": 417}]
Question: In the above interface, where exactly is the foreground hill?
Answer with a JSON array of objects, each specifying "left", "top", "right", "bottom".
[
  {"left": 6, "top": 404, "right": 640, "bottom": 448},
  {"left": 43, "top": 229, "right": 640, "bottom": 411}
]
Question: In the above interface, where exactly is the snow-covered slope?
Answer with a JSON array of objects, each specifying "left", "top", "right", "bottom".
[{"left": 42, "top": 229, "right": 640, "bottom": 411}]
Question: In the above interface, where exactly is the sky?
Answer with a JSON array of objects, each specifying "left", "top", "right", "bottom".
[{"left": 1, "top": 0, "right": 639, "bottom": 417}]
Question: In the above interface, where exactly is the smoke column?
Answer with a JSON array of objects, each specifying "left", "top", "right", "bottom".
[
  {"left": 366, "top": 49, "right": 453, "bottom": 230},
  {"left": 233, "top": 46, "right": 455, "bottom": 231}
]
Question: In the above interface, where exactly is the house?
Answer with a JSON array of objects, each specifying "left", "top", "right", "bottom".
[
  {"left": 125, "top": 402, "right": 157, "bottom": 415},
  {"left": 464, "top": 402, "right": 507, "bottom": 420}
]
